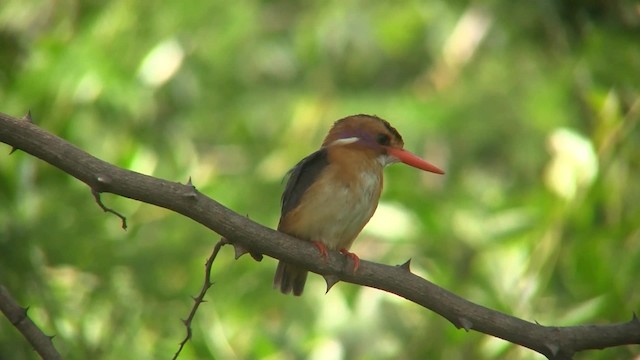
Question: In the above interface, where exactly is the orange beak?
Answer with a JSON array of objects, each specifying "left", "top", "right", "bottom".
[{"left": 387, "top": 147, "right": 445, "bottom": 174}]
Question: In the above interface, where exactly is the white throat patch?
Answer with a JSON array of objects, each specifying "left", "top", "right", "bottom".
[{"left": 377, "top": 154, "right": 398, "bottom": 167}]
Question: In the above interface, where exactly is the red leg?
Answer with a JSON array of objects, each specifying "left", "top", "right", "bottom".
[
  {"left": 339, "top": 248, "right": 360, "bottom": 273},
  {"left": 312, "top": 241, "right": 329, "bottom": 260}
]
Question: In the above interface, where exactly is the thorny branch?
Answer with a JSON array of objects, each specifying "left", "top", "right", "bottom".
[
  {"left": 1, "top": 111, "right": 639, "bottom": 360},
  {"left": 0, "top": 286, "right": 62, "bottom": 360},
  {"left": 172, "top": 238, "right": 229, "bottom": 360}
]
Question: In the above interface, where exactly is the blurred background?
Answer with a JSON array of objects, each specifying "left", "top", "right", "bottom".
[{"left": 1, "top": 0, "right": 639, "bottom": 359}]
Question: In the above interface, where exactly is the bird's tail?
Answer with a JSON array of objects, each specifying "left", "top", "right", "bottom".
[{"left": 273, "top": 261, "right": 308, "bottom": 296}]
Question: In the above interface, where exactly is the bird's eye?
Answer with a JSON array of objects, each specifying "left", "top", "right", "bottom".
[{"left": 376, "top": 133, "right": 391, "bottom": 146}]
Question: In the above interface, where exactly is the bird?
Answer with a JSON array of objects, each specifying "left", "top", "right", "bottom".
[{"left": 273, "top": 114, "right": 444, "bottom": 295}]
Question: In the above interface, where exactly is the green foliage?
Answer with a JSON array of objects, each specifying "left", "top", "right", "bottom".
[{"left": 1, "top": 0, "right": 639, "bottom": 359}]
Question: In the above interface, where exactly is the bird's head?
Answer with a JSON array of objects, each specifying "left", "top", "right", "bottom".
[{"left": 321, "top": 114, "right": 445, "bottom": 174}]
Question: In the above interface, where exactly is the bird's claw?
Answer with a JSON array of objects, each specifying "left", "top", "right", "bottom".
[
  {"left": 312, "top": 241, "right": 329, "bottom": 260},
  {"left": 340, "top": 248, "right": 360, "bottom": 273},
  {"left": 311, "top": 242, "right": 359, "bottom": 273}
]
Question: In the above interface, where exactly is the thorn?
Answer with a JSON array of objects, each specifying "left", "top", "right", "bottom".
[
  {"left": 323, "top": 274, "right": 340, "bottom": 293},
  {"left": 458, "top": 317, "right": 473, "bottom": 332},
  {"left": 181, "top": 318, "right": 188, "bottom": 325},
  {"left": 398, "top": 259, "right": 412, "bottom": 271},
  {"left": 230, "top": 243, "right": 263, "bottom": 261},
  {"left": 47, "top": 334, "right": 56, "bottom": 341},
  {"left": 184, "top": 177, "right": 197, "bottom": 199},
  {"left": 9, "top": 113, "right": 32, "bottom": 154},
  {"left": 183, "top": 185, "right": 198, "bottom": 199},
  {"left": 232, "top": 243, "right": 250, "bottom": 259},
  {"left": 632, "top": 312, "right": 639, "bottom": 324},
  {"left": 9, "top": 306, "right": 29, "bottom": 326},
  {"left": 545, "top": 343, "right": 560, "bottom": 358},
  {"left": 534, "top": 319, "right": 540, "bottom": 325},
  {"left": 10, "top": 113, "right": 33, "bottom": 153},
  {"left": 19, "top": 306, "right": 30, "bottom": 321}
]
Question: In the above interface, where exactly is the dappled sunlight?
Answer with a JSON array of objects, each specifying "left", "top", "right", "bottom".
[
  {"left": 365, "top": 202, "right": 419, "bottom": 240},
  {"left": 430, "top": 6, "right": 492, "bottom": 91},
  {"left": 475, "top": 243, "right": 539, "bottom": 312},
  {"left": 127, "top": 145, "right": 159, "bottom": 177},
  {"left": 73, "top": 72, "right": 103, "bottom": 104},
  {"left": 316, "top": 287, "right": 351, "bottom": 333},
  {"left": 452, "top": 207, "right": 533, "bottom": 247},
  {"left": 201, "top": 309, "right": 239, "bottom": 359},
  {"left": 544, "top": 128, "right": 598, "bottom": 201},
  {"left": 310, "top": 338, "right": 344, "bottom": 360},
  {"left": 137, "top": 39, "right": 185, "bottom": 88},
  {"left": 1, "top": 0, "right": 638, "bottom": 359},
  {"left": 557, "top": 296, "right": 607, "bottom": 325}
]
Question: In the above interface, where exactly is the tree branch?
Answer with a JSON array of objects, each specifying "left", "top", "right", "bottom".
[
  {"left": 0, "top": 285, "right": 62, "bottom": 360},
  {"left": 173, "top": 237, "right": 229, "bottom": 360},
  {"left": 1, "top": 111, "right": 639, "bottom": 359}
]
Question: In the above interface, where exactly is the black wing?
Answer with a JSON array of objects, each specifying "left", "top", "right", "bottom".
[{"left": 280, "top": 148, "right": 329, "bottom": 218}]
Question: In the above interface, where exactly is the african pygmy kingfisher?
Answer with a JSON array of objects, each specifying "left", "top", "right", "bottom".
[{"left": 274, "top": 114, "right": 444, "bottom": 295}]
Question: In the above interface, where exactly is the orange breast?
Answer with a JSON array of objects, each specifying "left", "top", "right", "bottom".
[{"left": 279, "top": 149, "right": 384, "bottom": 250}]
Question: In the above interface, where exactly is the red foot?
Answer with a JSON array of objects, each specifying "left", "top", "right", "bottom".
[
  {"left": 340, "top": 248, "right": 360, "bottom": 273},
  {"left": 312, "top": 241, "right": 329, "bottom": 260}
]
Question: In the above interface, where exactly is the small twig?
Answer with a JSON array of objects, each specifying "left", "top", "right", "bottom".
[
  {"left": 0, "top": 285, "right": 62, "bottom": 360},
  {"left": 91, "top": 189, "right": 128, "bottom": 229},
  {"left": 172, "top": 237, "right": 229, "bottom": 360}
]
